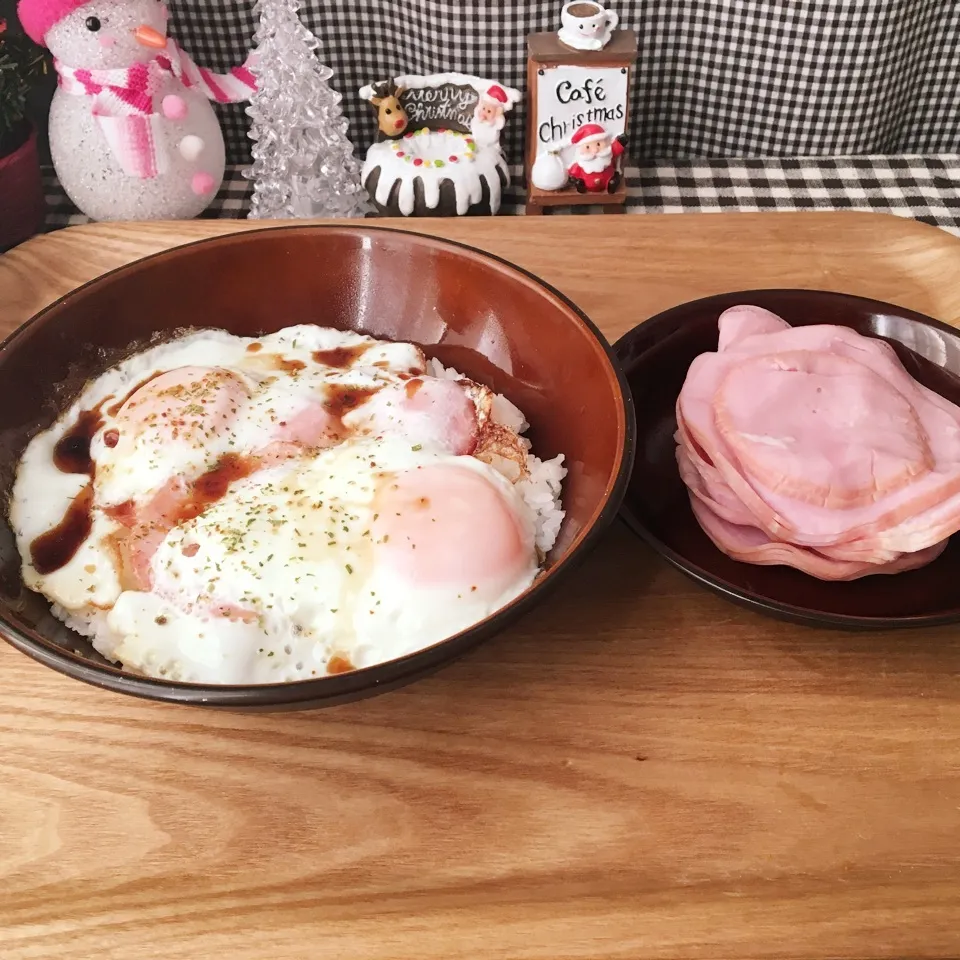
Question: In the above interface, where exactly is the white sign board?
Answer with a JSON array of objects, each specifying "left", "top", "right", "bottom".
[{"left": 534, "top": 64, "right": 628, "bottom": 167}]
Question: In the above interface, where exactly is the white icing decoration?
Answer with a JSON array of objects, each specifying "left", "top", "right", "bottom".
[
  {"left": 359, "top": 73, "right": 522, "bottom": 111},
  {"left": 362, "top": 129, "right": 510, "bottom": 216}
]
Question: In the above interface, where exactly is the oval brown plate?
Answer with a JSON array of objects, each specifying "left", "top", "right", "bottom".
[{"left": 615, "top": 289, "right": 960, "bottom": 629}]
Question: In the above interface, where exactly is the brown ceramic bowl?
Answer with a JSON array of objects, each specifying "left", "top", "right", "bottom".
[
  {"left": 616, "top": 289, "right": 960, "bottom": 630},
  {"left": 0, "top": 225, "right": 634, "bottom": 708}
]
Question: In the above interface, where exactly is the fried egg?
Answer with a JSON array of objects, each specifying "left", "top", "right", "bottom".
[{"left": 9, "top": 325, "right": 565, "bottom": 683}]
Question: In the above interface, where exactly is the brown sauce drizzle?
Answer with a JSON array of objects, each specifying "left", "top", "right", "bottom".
[
  {"left": 246, "top": 342, "right": 263, "bottom": 353},
  {"left": 312, "top": 344, "right": 368, "bottom": 368},
  {"left": 106, "top": 370, "right": 164, "bottom": 417},
  {"left": 35, "top": 354, "right": 376, "bottom": 579},
  {"left": 104, "top": 499, "right": 136, "bottom": 527},
  {"left": 169, "top": 453, "right": 259, "bottom": 525},
  {"left": 53, "top": 391, "right": 120, "bottom": 476},
  {"left": 53, "top": 409, "right": 103, "bottom": 476},
  {"left": 32, "top": 350, "right": 386, "bottom": 578},
  {"left": 97, "top": 455, "right": 257, "bottom": 578},
  {"left": 275, "top": 356, "right": 306, "bottom": 373},
  {"left": 30, "top": 485, "right": 95, "bottom": 575},
  {"left": 324, "top": 384, "right": 380, "bottom": 418},
  {"left": 404, "top": 378, "right": 423, "bottom": 399},
  {"left": 327, "top": 654, "right": 355, "bottom": 674}
]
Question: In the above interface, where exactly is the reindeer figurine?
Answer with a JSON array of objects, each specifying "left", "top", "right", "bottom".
[{"left": 368, "top": 82, "right": 408, "bottom": 138}]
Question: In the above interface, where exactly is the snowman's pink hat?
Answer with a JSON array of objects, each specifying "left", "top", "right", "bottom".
[{"left": 17, "top": 0, "right": 90, "bottom": 45}]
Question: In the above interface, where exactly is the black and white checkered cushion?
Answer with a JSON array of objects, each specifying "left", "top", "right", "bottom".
[{"left": 169, "top": 0, "right": 960, "bottom": 169}]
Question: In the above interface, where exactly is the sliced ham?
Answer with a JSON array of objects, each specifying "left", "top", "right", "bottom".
[
  {"left": 676, "top": 437, "right": 757, "bottom": 528},
  {"left": 677, "top": 439, "right": 906, "bottom": 565},
  {"left": 255, "top": 399, "right": 346, "bottom": 466},
  {"left": 716, "top": 304, "right": 790, "bottom": 351},
  {"left": 675, "top": 305, "right": 960, "bottom": 580},
  {"left": 715, "top": 350, "right": 933, "bottom": 509},
  {"left": 689, "top": 496, "right": 948, "bottom": 581}
]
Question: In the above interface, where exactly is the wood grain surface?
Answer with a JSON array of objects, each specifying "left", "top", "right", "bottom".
[{"left": 2, "top": 213, "right": 960, "bottom": 960}]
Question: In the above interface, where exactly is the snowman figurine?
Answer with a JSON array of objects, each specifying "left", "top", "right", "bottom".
[{"left": 17, "top": 0, "right": 256, "bottom": 221}]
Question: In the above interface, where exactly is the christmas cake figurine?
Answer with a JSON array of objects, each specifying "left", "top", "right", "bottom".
[
  {"left": 566, "top": 122, "right": 627, "bottom": 194},
  {"left": 16, "top": 0, "right": 257, "bottom": 221},
  {"left": 469, "top": 84, "right": 508, "bottom": 149},
  {"left": 359, "top": 72, "right": 521, "bottom": 217}
]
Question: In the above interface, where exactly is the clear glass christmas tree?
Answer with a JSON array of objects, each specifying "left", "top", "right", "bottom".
[{"left": 244, "top": 0, "right": 371, "bottom": 219}]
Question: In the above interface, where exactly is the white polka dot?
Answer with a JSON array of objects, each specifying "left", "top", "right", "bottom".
[{"left": 179, "top": 135, "right": 205, "bottom": 161}]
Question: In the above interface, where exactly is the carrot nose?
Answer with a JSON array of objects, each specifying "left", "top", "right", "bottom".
[{"left": 134, "top": 25, "right": 167, "bottom": 49}]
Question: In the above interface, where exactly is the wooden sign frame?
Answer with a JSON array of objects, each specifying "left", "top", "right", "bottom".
[{"left": 525, "top": 30, "right": 638, "bottom": 215}]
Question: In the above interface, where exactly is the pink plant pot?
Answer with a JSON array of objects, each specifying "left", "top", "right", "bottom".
[{"left": 0, "top": 126, "right": 45, "bottom": 252}]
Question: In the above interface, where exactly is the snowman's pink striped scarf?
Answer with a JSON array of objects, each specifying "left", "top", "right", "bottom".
[{"left": 55, "top": 42, "right": 256, "bottom": 179}]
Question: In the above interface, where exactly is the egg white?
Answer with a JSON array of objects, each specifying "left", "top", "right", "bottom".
[
  {"left": 11, "top": 326, "right": 425, "bottom": 615},
  {"left": 10, "top": 326, "right": 542, "bottom": 684},
  {"left": 91, "top": 325, "right": 426, "bottom": 508},
  {"left": 104, "top": 439, "right": 537, "bottom": 684}
]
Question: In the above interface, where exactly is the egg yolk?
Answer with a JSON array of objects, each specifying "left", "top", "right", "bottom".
[
  {"left": 350, "top": 379, "right": 479, "bottom": 455},
  {"left": 103, "top": 367, "right": 252, "bottom": 590},
  {"left": 372, "top": 463, "right": 532, "bottom": 593},
  {"left": 113, "top": 366, "right": 250, "bottom": 444}
]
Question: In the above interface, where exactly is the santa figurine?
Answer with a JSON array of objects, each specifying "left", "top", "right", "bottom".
[
  {"left": 470, "top": 84, "right": 509, "bottom": 149},
  {"left": 566, "top": 123, "right": 627, "bottom": 194}
]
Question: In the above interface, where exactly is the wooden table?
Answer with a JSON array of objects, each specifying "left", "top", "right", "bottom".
[{"left": 2, "top": 213, "right": 960, "bottom": 960}]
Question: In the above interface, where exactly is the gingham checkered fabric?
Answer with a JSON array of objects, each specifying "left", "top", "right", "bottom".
[
  {"left": 164, "top": 0, "right": 960, "bottom": 169},
  {"left": 42, "top": 157, "right": 960, "bottom": 235}
]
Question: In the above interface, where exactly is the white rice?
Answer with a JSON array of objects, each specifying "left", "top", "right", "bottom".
[
  {"left": 52, "top": 603, "right": 105, "bottom": 651},
  {"left": 428, "top": 359, "right": 567, "bottom": 555}
]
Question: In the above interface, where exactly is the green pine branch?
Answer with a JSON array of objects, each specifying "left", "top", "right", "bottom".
[{"left": 0, "top": 20, "right": 50, "bottom": 139}]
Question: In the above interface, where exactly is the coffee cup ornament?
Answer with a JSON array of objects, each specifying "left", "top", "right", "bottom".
[{"left": 558, "top": 1, "right": 619, "bottom": 52}]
